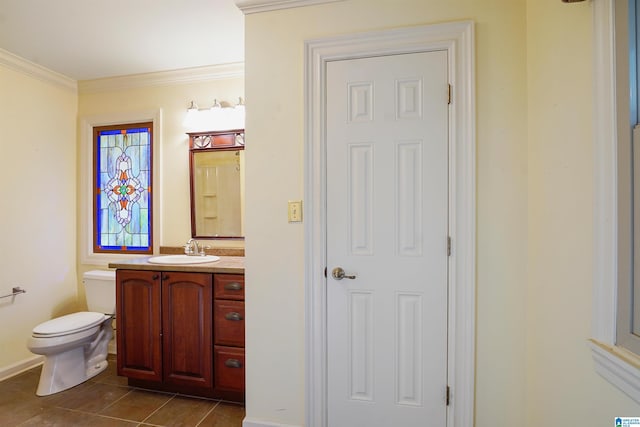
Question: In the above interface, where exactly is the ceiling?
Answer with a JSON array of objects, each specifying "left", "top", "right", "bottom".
[{"left": 0, "top": 0, "right": 245, "bottom": 81}]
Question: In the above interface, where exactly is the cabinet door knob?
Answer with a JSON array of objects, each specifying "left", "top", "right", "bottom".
[
  {"left": 152, "top": 274, "right": 160, "bottom": 280},
  {"left": 162, "top": 274, "right": 169, "bottom": 280},
  {"left": 224, "top": 282, "right": 243, "bottom": 291},
  {"left": 225, "top": 359, "right": 243, "bottom": 369},
  {"left": 224, "top": 312, "right": 244, "bottom": 321}
]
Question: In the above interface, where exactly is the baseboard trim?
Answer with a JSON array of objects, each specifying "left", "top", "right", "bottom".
[
  {"left": 0, "top": 355, "right": 44, "bottom": 381},
  {"left": 242, "top": 418, "right": 302, "bottom": 427}
]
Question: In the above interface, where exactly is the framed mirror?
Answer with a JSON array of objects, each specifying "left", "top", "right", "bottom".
[{"left": 188, "top": 129, "right": 244, "bottom": 239}]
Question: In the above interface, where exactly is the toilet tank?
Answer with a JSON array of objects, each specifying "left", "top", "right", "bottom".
[{"left": 83, "top": 270, "right": 116, "bottom": 314}]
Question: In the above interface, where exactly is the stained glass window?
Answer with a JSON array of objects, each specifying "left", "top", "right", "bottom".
[{"left": 93, "top": 122, "right": 153, "bottom": 254}]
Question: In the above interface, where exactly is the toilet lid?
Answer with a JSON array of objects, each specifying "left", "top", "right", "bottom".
[{"left": 33, "top": 312, "right": 107, "bottom": 337}]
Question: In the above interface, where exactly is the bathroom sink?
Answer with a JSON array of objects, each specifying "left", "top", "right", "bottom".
[{"left": 147, "top": 255, "right": 220, "bottom": 265}]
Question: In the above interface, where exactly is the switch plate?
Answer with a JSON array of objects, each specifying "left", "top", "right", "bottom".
[{"left": 288, "top": 200, "right": 303, "bottom": 222}]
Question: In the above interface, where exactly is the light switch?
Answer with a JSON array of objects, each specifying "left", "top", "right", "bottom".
[{"left": 288, "top": 200, "right": 303, "bottom": 222}]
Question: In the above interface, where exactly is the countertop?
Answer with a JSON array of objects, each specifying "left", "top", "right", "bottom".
[{"left": 108, "top": 256, "right": 244, "bottom": 274}]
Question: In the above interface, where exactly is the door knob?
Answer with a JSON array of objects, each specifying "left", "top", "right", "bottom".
[{"left": 331, "top": 267, "right": 356, "bottom": 280}]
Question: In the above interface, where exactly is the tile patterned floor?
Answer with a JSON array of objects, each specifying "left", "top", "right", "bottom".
[{"left": 0, "top": 356, "right": 245, "bottom": 426}]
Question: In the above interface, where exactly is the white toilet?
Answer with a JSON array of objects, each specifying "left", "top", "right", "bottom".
[{"left": 27, "top": 270, "right": 116, "bottom": 396}]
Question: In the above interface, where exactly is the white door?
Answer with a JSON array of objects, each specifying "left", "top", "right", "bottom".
[{"left": 326, "top": 50, "right": 449, "bottom": 426}]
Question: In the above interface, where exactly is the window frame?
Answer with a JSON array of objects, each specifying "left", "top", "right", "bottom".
[
  {"left": 80, "top": 110, "right": 162, "bottom": 265},
  {"left": 93, "top": 122, "right": 154, "bottom": 255},
  {"left": 613, "top": 0, "right": 640, "bottom": 355},
  {"left": 592, "top": 0, "right": 640, "bottom": 403}
]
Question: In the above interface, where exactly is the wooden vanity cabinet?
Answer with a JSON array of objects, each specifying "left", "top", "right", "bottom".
[
  {"left": 116, "top": 270, "right": 213, "bottom": 389},
  {"left": 213, "top": 274, "right": 245, "bottom": 392},
  {"left": 116, "top": 269, "right": 244, "bottom": 401}
]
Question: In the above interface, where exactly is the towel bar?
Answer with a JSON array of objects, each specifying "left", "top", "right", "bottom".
[{"left": 0, "top": 287, "right": 26, "bottom": 299}]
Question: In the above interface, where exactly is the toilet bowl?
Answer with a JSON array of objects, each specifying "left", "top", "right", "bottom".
[{"left": 27, "top": 270, "right": 116, "bottom": 396}]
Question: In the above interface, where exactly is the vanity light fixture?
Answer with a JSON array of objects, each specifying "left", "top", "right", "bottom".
[
  {"left": 210, "top": 99, "right": 224, "bottom": 122},
  {"left": 234, "top": 97, "right": 245, "bottom": 128},
  {"left": 185, "top": 100, "right": 200, "bottom": 124},
  {"left": 187, "top": 100, "right": 199, "bottom": 112},
  {"left": 211, "top": 99, "right": 222, "bottom": 110},
  {"left": 184, "top": 97, "right": 246, "bottom": 131},
  {"left": 185, "top": 99, "right": 229, "bottom": 113}
]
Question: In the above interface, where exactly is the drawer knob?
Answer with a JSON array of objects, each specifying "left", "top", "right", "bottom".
[
  {"left": 224, "top": 282, "right": 243, "bottom": 291},
  {"left": 225, "top": 359, "right": 243, "bottom": 369},
  {"left": 225, "top": 312, "right": 244, "bottom": 321}
]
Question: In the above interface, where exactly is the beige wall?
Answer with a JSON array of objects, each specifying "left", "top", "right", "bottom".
[
  {"left": 243, "top": 0, "right": 528, "bottom": 425},
  {"left": 0, "top": 64, "right": 78, "bottom": 370},
  {"left": 243, "top": 0, "right": 640, "bottom": 425},
  {"left": 526, "top": 0, "right": 640, "bottom": 424}
]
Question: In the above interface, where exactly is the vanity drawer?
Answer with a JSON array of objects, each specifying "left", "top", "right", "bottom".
[
  {"left": 214, "top": 275, "right": 245, "bottom": 300},
  {"left": 214, "top": 300, "right": 245, "bottom": 346},
  {"left": 214, "top": 346, "right": 245, "bottom": 392}
]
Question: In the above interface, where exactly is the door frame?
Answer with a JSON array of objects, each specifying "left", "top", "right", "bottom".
[{"left": 304, "top": 21, "right": 476, "bottom": 427}]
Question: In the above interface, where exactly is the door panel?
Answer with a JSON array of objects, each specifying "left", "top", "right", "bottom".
[
  {"left": 116, "top": 270, "right": 162, "bottom": 381},
  {"left": 162, "top": 272, "right": 213, "bottom": 388},
  {"left": 327, "top": 51, "right": 449, "bottom": 426}
]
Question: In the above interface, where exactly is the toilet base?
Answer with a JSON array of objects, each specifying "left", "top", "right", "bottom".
[
  {"left": 37, "top": 346, "right": 82, "bottom": 396},
  {"left": 86, "top": 359, "right": 109, "bottom": 380},
  {"left": 35, "top": 348, "right": 110, "bottom": 396}
]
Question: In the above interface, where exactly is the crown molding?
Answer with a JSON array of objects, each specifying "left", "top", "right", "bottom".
[
  {"left": 78, "top": 62, "right": 245, "bottom": 93},
  {"left": 233, "top": 0, "right": 344, "bottom": 14},
  {"left": 0, "top": 47, "right": 243, "bottom": 94},
  {"left": 0, "top": 48, "right": 77, "bottom": 92}
]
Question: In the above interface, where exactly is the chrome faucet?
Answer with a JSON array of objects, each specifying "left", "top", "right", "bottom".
[{"left": 185, "top": 238, "right": 200, "bottom": 256}]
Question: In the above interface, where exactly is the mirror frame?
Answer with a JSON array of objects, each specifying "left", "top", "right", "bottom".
[{"left": 188, "top": 129, "right": 245, "bottom": 239}]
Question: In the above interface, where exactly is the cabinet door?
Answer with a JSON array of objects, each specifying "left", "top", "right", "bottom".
[
  {"left": 116, "top": 270, "right": 162, "bottom": 381},
  {"left": 162, "top": 272, "right": 213, "bottom": 388}
]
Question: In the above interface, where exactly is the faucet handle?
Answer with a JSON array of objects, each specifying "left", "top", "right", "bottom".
[{"left": 184, "top": 239, "right": 194, "bottom": 255}]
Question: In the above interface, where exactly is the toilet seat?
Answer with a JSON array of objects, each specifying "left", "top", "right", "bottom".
[{"left": 32, "top": 312, "right": 108, "bottom": 338}]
